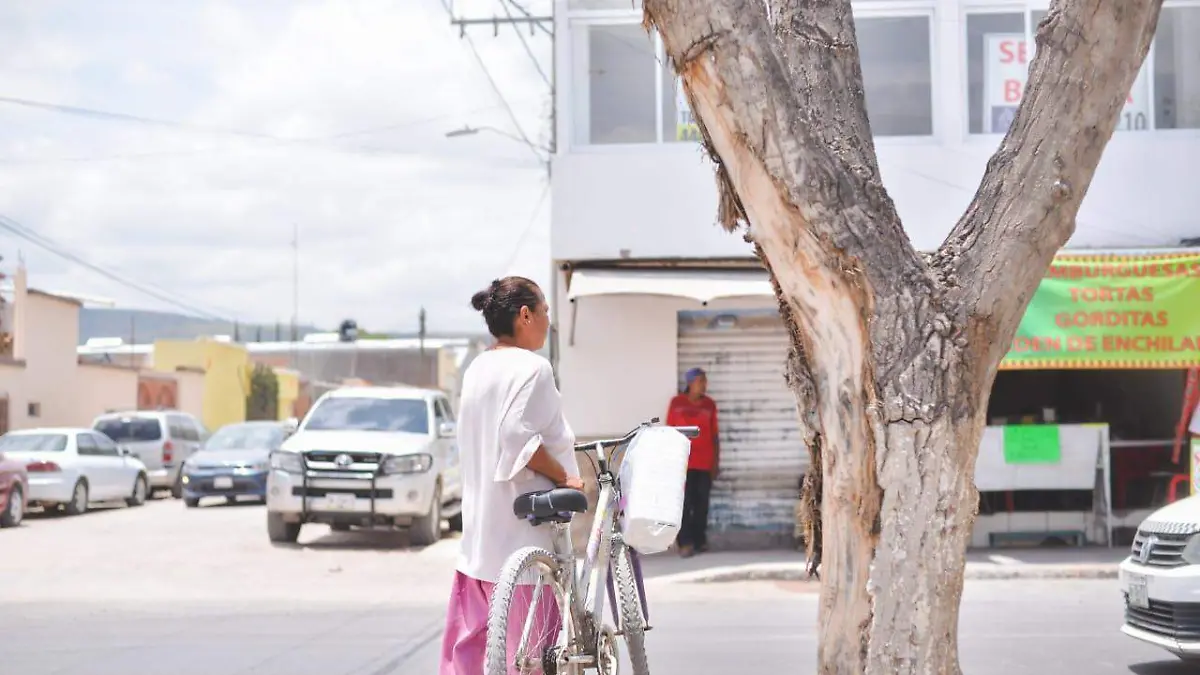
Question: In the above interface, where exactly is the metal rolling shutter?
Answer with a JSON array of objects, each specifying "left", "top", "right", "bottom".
[{"left": 677, "top": 309, "right": 806, "bottom": 535}]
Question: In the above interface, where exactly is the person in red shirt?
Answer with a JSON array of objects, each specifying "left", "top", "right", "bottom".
[{"left": 667, "top": 367, "right": 719, "bottom": 558}]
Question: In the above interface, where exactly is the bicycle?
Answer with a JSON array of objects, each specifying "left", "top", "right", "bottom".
[{"left": 485, "top": 417, "right": 699, "bottom": 675}]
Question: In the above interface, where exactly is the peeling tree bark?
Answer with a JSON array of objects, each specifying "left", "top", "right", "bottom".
[{"left": 642, "top": 1, "right": 1164, "bottom": 673}]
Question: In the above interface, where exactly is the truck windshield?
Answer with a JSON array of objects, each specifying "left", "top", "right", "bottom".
[{"left": 302, "top": 397, "right": 429, "bottom": 434}]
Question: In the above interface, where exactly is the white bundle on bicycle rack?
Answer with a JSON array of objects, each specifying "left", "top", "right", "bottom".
[{"left": 617, "top": 424, "right": 692, "bottom": 554}]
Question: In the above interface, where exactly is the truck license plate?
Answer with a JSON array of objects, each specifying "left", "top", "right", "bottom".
[
  {"left": 213, "top": 476, "right": 234, "bottom": 489},
  {"left": 324, "top": 493, "right": 356, "bottom": 511},
  {"left": 1127, "top": 573, "right": 1149, "bottom": 609}
]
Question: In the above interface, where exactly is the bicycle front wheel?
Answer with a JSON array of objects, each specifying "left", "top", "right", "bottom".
[
  {"left": 613, "top": 542, "right": 650, "bottom": 675},
  {"left": 486, "top": 546, "right": 574, "bottom": 675}
]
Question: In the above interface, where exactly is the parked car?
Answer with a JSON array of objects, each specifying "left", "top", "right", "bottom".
[
  {"left": 265, "top": 386, "right": 462, "bottom": 546},
  {"left": 0, "top": 449, "right": 28, "bottom": 527},
  {"left": 0, "top": 428, "right": 149, "bottom": 515},
  {"left": 92, "top": 410, "right": 208, "bottom": 499},
  {"left": 181, "top": 421, "right": 286, "bottom": 507},
  {"left": 1118, "top": 494, "right": 1200, "bottom": 662}
]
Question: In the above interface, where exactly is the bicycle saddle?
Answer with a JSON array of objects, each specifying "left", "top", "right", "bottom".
[{"left": 513, "top": 488, "right": 589, "bottom": 522}]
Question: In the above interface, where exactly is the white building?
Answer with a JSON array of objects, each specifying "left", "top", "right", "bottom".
[{"left": 549, "top": 0, "right": 1200, "bottom": 547}]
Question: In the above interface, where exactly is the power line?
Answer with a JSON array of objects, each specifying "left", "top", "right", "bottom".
[
  {"left": 459, "top": 31, "right": 544, "bottom": 166},
  {"left": 501, "top": 178, "right": 551, "bottom": 274},
  {"left": 0, "top": 95, "right": 542, "bottom": 165},
  {"left": 499, "top": 0, "right": 551, "bottom": 87},
  {"left": 0, "top": 214, "right": 234, "bottom": 321}
]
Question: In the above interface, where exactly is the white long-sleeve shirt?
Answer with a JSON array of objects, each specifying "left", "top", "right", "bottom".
[{"left": 455, "top": 347, "right": 579, "bottom": 583}]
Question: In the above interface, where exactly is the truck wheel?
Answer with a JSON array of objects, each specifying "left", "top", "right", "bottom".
[
  {"left": 448, "top": 513, "right": 463, "bottom": 532},
  {"left": 409, "top": 484, "right": 442, "bottom": 547},
  {"left": 267, "top": 511, "right": 301, "bottom": 544}
]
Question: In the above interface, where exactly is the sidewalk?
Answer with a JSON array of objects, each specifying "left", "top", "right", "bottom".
[{"left": 638, "top": 546, "right": 1129, "bottom": 584}]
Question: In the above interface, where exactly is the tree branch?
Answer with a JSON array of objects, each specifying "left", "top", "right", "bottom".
[
  {"left": 767, "top": 0, "right": 879, "bottom": 178},
  {"left": 935, "top": 0, "right": 1164, "bottom": 368}
]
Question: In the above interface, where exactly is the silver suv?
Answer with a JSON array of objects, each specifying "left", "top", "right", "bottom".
[{"left": 92, "top": 410, "right": 209, "bottom": 498}]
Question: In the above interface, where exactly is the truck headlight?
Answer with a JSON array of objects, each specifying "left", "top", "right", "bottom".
[
  {"left": 1182, "top": 535, "right": 1200, "bottom": 565},
  {"left": 382, "top": 453, "right": 433, "bottom": 475},
  {"left": 269, "top": 451, "right": 303, "bottom": 474}
]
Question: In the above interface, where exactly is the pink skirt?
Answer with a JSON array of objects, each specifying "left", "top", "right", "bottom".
[{"left": 439, "top": 571, "right": 563, "bottom": 675}]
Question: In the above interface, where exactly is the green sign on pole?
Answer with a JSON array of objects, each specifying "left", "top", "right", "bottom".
[
  {"left": 1003, "top": 425, "right": 1062, "bottom": 464},
  {"left": 1000, "top": 253, "right": 1200, "bottom": 370}
]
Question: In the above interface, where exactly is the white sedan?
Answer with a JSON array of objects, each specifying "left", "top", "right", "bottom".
[{"left": 0, "top": 428, "right": 150, "bottom": 515}]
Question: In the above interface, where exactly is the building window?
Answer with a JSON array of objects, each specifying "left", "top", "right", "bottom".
[
  {"left": 967, "top": 6, "right": 1198, "bottom": 134},
  {"left": 965, "top": 12, "right": 1025, "bottom": 135},
  {"left": 857, "top": 15, "right": 935, "bottom": 137},
  {"left": 573, "top": 23, "right": 658, "bottom": 145},
  {"left": 1154, "top": 7, "right": 1200, "bottom": 130},
  {"left": 27, "top": 402, "right": 40, "bottom": 418}
]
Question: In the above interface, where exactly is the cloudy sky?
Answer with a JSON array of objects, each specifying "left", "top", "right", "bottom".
[{"left": 0, "top": 0, "right": 551, "bottom": 335}]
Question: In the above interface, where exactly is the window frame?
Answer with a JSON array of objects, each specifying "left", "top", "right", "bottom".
[
  {"left": 961, "top": 0, "right": 1200, "bottom": 140},
  {"left": 565, "top": 1, "right": 940, "bottom": 152}
]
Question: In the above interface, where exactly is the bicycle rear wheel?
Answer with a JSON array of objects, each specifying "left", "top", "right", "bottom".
[
  {"left": 486, "top": 546, "right": 575, "bottom": 675},
  {"left": 613, "top": 542, "right": 650, "bottom": 675}
]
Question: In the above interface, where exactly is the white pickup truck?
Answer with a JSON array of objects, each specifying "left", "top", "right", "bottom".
[
  {"left": 1119, "top": 493, "right": 1200, "bottom": 662},
  {"left": 265, "top": 386, "right": 463, "bottom": 546}
]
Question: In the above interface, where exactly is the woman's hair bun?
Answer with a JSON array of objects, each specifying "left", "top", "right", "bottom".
[{"left": 470, "top": 287, "right": 492, "bottom": 312}]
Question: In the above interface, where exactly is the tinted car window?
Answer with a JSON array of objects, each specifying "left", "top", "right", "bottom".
[
  {"left": 0, "top": 433, "right": 68, "bottom": 452},
  {"left": 303, "top": 398, "right": 430, "bottom": 434},
  {"left": 172, "top": 416, "right": 200, "bottom": 441},
  {"left": 95, "top": 417, "right": 163, "bottom": 442}
]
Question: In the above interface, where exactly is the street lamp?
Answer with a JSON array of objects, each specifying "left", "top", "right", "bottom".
[{"left": 444, "top": 125, "right": 552, "bottom": 157}]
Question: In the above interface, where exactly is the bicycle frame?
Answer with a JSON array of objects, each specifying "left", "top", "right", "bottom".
[
  {"left": 545, "top": 438, "right": 625, "bottom": 656},
  {"left": 532, "top": 419, "right": 694, "bottom": 671}
]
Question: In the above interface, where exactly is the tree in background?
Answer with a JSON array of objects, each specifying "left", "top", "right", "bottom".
[
  {"left": 643, "top": 0, "right": 1163, "bottom": 672},
  {"left": 246, "top": 364, "right": 279, "bottom": 421}
]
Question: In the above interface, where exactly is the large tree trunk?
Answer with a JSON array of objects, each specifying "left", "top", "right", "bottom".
[{"left": 642, "top": 0, "right": 1164, "bottom": 673}]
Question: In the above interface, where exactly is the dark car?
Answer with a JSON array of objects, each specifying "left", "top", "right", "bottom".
[
  {"left": 0, "top": 449, "right": 29, "bottom": 527},
  {"left": 180, "top": 421, "right": 285, "bottom": 508}
]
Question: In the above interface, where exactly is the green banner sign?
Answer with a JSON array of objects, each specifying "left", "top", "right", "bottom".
[{"left": 1000, "top": 252, "right": 1200, "bottom": 369}]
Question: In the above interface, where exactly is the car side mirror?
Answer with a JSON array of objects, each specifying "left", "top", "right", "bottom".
[
  {"left": 119, "top": 446, "right": 133, "bottom": 456},
  {"left": 438, "top": 421, "right": 457, "bottom": 438},
  {"left": 283, "top": 418, "right": 299, "bottom": 437}
]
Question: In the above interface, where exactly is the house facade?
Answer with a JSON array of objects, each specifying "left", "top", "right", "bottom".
[
  {"left": 550, "top": 0, "right": 1200, "bottom": 546},
  {"left": 0, "top": 265, "right": 206, "bottom": 433}
]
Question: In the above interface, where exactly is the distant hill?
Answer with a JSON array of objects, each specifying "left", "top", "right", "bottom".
[
  {"left": 78, "top": 308, "right": 488, "bottom": 346},
  {"left": 78, "top": 308, "right": 323, "bottom": 345}
]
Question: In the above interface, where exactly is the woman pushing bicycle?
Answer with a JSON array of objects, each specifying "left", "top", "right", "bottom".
[{"left": 439, "top": 276, "right": 584, "bottom": 675}]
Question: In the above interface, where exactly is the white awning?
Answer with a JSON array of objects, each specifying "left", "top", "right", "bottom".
[{"left": 567, "top": 268, "right": 774, "bottom": 303}]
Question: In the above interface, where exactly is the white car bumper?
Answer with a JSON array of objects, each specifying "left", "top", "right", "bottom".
[
  {"left": 1119, "top": 556, "right": 1200, "bottom": 656},
  {"left": 26, "top": 475, "right": 75, "bottom": 504},
  {"left": 266, "top": 469, "right": 435, "bottom": 522},
  {"left": 146, "top": 467, "right": 175, "bottom": 489}
]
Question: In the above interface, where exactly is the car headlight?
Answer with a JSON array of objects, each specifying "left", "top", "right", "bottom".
[
  {"left": 382, "top": 453, "right": 433, "bottom": 475},
  {"left": 1182, "top": 535, "right": 1200, "bottom": 565},
  {"left": 269, "top": 451, "right": 304, "bottom": 473}
]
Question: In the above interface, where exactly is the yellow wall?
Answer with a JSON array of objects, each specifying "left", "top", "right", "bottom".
[
  {"left": 273, "top": 368, "right": 300, "bottom": 421},
  {"left": 153, "top": 339, "right": 250, "bottom": 431}
]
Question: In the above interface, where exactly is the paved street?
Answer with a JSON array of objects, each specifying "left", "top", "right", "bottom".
[{"left": 0, "top": 499, "right": 1187, "bottom": 674}]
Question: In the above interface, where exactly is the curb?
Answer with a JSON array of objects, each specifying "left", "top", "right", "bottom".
[{"left": 654, "top": 563, "right": 1119, "bottom": 584}]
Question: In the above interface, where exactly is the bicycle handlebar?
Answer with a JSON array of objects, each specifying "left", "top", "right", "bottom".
[{"left": 573, "top": 417, "right": 699, "bottom": 453}]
